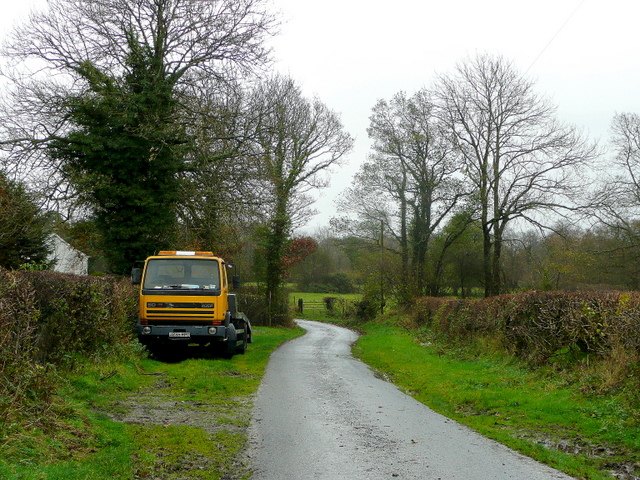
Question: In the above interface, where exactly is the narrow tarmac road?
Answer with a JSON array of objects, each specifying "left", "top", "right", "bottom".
[{"left": 247, "top": 320, "right": 575, "bottom": 479}]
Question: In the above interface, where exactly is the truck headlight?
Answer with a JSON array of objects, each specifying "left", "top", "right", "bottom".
[
  {"left": 141, "top": 326, "right": 152, "bottom": 334},
  {"left": 208, "top": 327, "right": 217, "bottom": 335}
]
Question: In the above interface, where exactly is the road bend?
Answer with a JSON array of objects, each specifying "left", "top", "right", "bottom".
[{"left": 247, "top": 319, "right": 574, "bottom": 480}]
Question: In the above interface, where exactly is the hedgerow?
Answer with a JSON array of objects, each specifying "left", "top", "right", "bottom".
[
  {"left": 0, "top": 269, "right": 50, "bottom": 424},
  {"left": 409, "top": 291, "right": 640, "bottom": 394},
  {"left": 22, "top": 271, "right": 138, "bottom": 365},
  {"left": 0, "top": 268, "right": 138, "bottom": 432}
]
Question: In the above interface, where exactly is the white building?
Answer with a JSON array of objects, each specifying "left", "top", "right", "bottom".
[{"left": 46, "top": 234, "right": 89, "bottom": 276}]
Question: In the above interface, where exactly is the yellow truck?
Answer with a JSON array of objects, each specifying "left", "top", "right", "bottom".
[{"left": 131, "top": 251, "right": 251, "bottom": 358}]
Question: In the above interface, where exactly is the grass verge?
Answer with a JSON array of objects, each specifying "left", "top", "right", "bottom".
[
  {"left": 0, "top": 326, "right": 303, "bottom": 480},
  {"left": 350, "top": 319, "right": 640, "bottom": 480}
]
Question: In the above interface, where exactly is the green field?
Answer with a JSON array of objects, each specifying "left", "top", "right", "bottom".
[{"left": 289, "top": 291, "right": 362, "bottom": 321}]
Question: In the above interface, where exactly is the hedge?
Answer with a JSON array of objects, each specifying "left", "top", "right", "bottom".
[
  {"left": 0, "top": 269, "right": 137, "bottom": 427},
  {"left": 21, "top": 271, "right": 138, "bottom": 365},
  {"left": 409, "top": 291, "right": 640, "bottom": 367}
]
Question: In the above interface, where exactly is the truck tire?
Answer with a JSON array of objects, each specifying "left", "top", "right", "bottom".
[
  {"left": 143, "top": 340, "right": 159, "bottom": 358},
  {"left": 236, "top": 321, "right": 248, "bottom": 354},
  {"left": 222, "top": 324, "right": 237, "bottom": 359}
]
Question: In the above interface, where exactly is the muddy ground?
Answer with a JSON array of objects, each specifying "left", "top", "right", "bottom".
[{"left": 108, "top": 373, "right": 253, "bottom": 480}]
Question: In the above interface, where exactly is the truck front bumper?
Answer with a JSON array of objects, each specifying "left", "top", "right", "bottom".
[{"left": 137, "top": 324, "right": 225, "bottom": 341}]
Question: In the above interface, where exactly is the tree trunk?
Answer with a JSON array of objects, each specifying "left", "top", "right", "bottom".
[{"left": 264, "top": 194, "right": 289, "bottom": 325}]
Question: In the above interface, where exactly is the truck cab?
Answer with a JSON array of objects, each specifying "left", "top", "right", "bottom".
[{"left": 131, "top": 251, "right": 251, "bottom": 358}]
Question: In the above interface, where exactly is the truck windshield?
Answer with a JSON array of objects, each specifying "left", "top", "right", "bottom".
[{"left": 143, "top": 259, "right": 220, "bottom": 291}]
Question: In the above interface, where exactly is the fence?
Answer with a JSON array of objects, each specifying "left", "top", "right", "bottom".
[
  {"left": 296, "top": 298, "right": 325, "bottom": 313},
  {"left": 293, "top": 297, "right": 354, "bottom": 316}
]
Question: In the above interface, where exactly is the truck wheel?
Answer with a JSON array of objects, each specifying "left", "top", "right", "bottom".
[
  {"left": 236, "top": 321, "right": 248, "bottom": 354},
  {"left": 143, "top": 341, "right": 157, "bottom": 358},
  {"left": 222, "top": 324, "right": 237, "bottom": 359}
]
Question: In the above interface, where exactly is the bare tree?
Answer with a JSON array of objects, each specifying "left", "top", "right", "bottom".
[
  {"left": 0, "top": 0, "right": 276, "bottom": 207},
  {"left": 0, "top": 0, "right": 276, "bottom": 272},
  {"left": 176, "top": 81, "right": 263, "bottom": 256},
  {"left": 595, "top": 113, "right": 640, "bottom": 233},
  {"left": 368, "top": 89, "right": 467, "bottom": 296},
  {"left": 433, "top": 54, "right": 597, "bottom": 297},
  {"left": 584, "top": 112, "right": 640, "bottom": 282},
  {"left": 4, "top": 0, "right": 274, "bottom": 87},
  {"left": 335, "top": 89, "right": 467, "bottom": 297},
  {"left": 248, "top": 75, "right": 353, "bottom": 323}
]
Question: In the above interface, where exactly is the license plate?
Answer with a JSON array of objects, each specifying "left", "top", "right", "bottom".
[{"left": 169, "top": 331, "right": 190, "bottom": 338}]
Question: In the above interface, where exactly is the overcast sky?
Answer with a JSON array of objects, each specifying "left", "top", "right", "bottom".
[
  {"left": 266, "top": 0, "right": 640, "bottom": 231},
  {"left": 3, "top": 0, "right": 639, "bottom": 231}
]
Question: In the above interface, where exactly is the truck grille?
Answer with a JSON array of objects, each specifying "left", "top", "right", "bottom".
[
  {"left": 146, "top": 302, "right": 215, "bottom": 320},
  {"left": 147, "top": 302, "right": 214, "bottom": 309},
  {"left": 146, "top": 320, "right": 215, "bottom": 326}
]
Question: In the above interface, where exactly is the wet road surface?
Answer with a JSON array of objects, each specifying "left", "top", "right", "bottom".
[{"left": 247, "top": 320, "right": 575, "bottom": 479}]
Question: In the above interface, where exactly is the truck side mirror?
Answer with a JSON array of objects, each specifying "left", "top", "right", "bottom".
[
  {"left": 131, "top": 267, "right": 142, "bottom": 285},
  {"left": 232, "top": 275, "right": 240, "bottom": 289}
]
